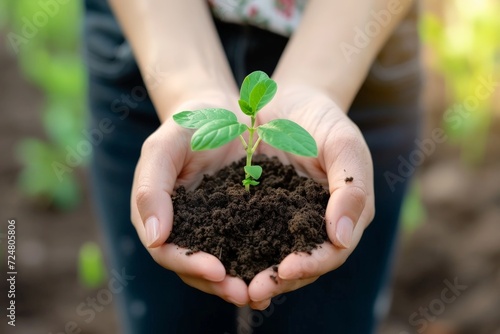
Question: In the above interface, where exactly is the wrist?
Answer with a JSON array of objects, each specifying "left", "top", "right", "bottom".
[
  {"left": 143, "top": 65, "right": 239, "bottom": 122},
  {"left": 272, "top": 75, "right": 352, "bottom": 113},
  {"left": 270, "top": 82, "right": 347, "bottom": 115}
]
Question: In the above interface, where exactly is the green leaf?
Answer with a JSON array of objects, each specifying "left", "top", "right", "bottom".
[
  {"left": 244, "top": 165, "right": 262, "bottom": 180},
  {"left": 43, "top": 98, "right": 85, "bottom": 149},
  {"left": 240, "top": 71, "right": 269, "bottom": 103},
  {"left": 257, "top": 119, "right": 318, "bottom": 157},
  {"left": 239, "top": 70, "right": 277, "bottom": 114},
  {"left": 242, "top": 179, "right": 260, "bottom": 186},
  {"left": 191, "top": 119, "right": 247, "bottom": 151},
  {"left": 16, "top": 138, "right": 81, "bottom": 210},
  {"left": 78, "top": 242, "right": 106, "bottom": 289},
  {"left": 238, "top": 99, "right": 253, "bottom": 116},
  {"left": 249, "top": 80, "right": 277, "bottom": 112},
  {"left": 400, "top": 181, "right": 426, "bottom": 233},
  {"left": 173, "top": 108, "right": 237, "bottom": 129}
]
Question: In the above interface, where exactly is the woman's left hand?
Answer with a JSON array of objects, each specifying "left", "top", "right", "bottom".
[{"left": 248, "top": 84, "right": 375, "bottom": 310}]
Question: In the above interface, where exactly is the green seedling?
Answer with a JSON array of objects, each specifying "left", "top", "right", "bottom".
[{"left": 173, "top": 70, "right": 318, "bottom": 191}]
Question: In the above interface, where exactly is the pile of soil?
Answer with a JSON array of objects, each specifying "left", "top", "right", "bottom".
[{"left": 167, "top": 156, "right": 329, "bottom": 283}]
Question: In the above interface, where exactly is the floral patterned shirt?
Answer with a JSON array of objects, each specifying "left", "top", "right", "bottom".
[{"left": 208, "top": 0, "right": 307, "bottom": 36}]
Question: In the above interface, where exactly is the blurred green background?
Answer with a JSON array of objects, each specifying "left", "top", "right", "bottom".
[
  {"left": 2, "top": 0, "right": 85, "bottom": 210},
  {"left": 0, "top": 0, "right": 499, "bottom": 333}
]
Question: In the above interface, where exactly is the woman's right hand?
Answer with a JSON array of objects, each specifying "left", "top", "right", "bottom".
[{"left": 130, "top": 91, "right": 249, "bottom": 306}]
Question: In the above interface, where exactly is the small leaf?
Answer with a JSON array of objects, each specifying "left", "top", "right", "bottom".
[
  {"left": 239, "top": 70, "right": 277, "bottom": 114},
  {"left": 78, "top": 242, "right": 106, "bottom": 289},
  {"left": 244, "top": 165, "right": 263, "bottom": 180},
  {"left": 242, "top": 179, "right": 260, "bottom": 186},
  {"left": 191, "top": 119, "right": 247, "bottom": 151},
  {"left": 240, "top": 71, "right": 269, "bottom": 103},
  {"left": 238, "top": 99, "right": 253, "bottom": 116},
  {"left": 249, "top": 80, "right": 277, "bottom": 112},
  {"left": 257, "top": 119, "right": 318, "bottom": 157},
  {"left": 173, "top": 108, "right": 236, "bottom": 129}
]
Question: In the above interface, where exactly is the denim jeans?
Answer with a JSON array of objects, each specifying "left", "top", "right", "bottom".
[{"left": 84, "top": 1, "right": 421, "bottom": 333}]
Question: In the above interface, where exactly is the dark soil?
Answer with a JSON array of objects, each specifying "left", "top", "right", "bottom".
[{"left": 167, "top": 156, "right": 329, "bottom": 284}]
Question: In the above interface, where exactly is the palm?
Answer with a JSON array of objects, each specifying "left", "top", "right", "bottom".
[
  {"left": 248, "top": 86, "right": 375, "bottom": 309},
  {"left": 174, "top": 132, "right": 245, "bottom": 190},
  {"left": 131, "top": 95, "right": 250, "bottom": 306},
  {"left": 256, "top": 89, "right": 347, "bottom": 184},
  {"left": 166, "top": 97, "right": 249, "bottom": 190}
]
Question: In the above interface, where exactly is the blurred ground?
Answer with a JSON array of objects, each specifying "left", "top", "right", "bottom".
[
  {"left": 379, "top": 68, "right": 500, "bottom": 334},
  {"left": 1, "top": 28, "right": 499, "bottom": 334},
  {"left": 0, "top": 35, "right": 117, "bottom": 333}
]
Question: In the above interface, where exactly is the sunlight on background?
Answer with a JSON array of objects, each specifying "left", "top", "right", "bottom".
[
  {"left": 399, "top": 0, "right": 500, "bottom": 234},
  {"left": 420, "top": 0, "right": 499, "bottom": 163}
]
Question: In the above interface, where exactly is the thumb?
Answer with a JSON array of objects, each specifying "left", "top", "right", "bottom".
[
  {"left": 323, "top": 130, "right": 374, "bottom": 249},
  {"left": 325, "top": 182, "right": 371, "bottom": 249},
  {"left": 131, "top": 125, "right": 183, "bottom": 248}
]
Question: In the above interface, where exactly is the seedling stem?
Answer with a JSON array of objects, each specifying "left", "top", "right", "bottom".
[{"left": 173, "top": 71, "right": 318, "bottom": 192}]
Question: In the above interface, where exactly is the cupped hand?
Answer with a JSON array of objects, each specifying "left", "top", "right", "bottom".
[
  {"left": 248, "top": 84, "right": 375, "bottom": 309},
  {"left": 130, "top": 91, "right": 249, "bottom": 306}
]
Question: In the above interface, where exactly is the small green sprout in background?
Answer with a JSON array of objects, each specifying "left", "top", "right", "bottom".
[
  {"left": 78, "top": 242, "right": 106, "bottom": 289},
  {"left": 173, "top": 70, "right": 318, "bottom": 191}
]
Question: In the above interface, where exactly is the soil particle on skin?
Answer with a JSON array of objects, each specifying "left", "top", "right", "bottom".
[
  {"left": 167, "top": 156, "right": 329, "bottom": 284},
  {"left": 270, "top": 265, "right": 279, "bottom": 284}
]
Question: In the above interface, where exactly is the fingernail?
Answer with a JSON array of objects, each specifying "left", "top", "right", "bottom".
[
  {"left": 145, "top": 216, "right": 160, "bottom": 247},
  {"left": 335, "top": 216, "right": 354, "bottom": 249}
]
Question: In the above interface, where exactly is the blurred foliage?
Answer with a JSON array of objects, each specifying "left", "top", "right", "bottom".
[
  {"left": 401, "top": 0, "right": 499, "bottom": 233},
  {"left": 2, "top": 1, "right": 107, "bottom": 288},
  {"left": 0, "top": 1, "right": 7, "bottom": 29},
  {"left": 400, "top": 182, "right": 426, "bottom": 233},
  {"left": 78, "top": 242, "right": 107, "bottom": 289},
  {"left": 420, "top": 0, "right": 500, "bottom": 164},
  {"left": 17, "top": 138, "right": 81, "bottom": 208},
  {"left": 3, "top": 0, "right": 86, "bottom": 209}
]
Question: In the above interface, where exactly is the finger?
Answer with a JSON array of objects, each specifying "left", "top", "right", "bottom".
[
  {"left": 131, "top": 122, "right": 186, "bottom": 248},
  {"left": 249, "top": 299, "right": 271, "bottom": 310},
  {"left": 248, "top": 266, "right": 317, "bottom": 304},
  {"left": 277, "top": 239, "right": 365, "bottom": 281},
  {"left": 325, "top": 184, "right": 370, "bottom": 249},
  {"left": 179, "top": 275, "right": 249, "bottom": 306},
  {"left": 148, "top": 243, "right": 226, "bottom": 282},
  {"left": 324, "top": 126, "right": 375, "bottom": 249},
  {"left": 131, "top": 178, "right": 173, "bottom": 248}
]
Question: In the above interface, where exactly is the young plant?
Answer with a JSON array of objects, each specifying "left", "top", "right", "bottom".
[{"left": 173, "top": 70, "right": 318, "bottom": 191}]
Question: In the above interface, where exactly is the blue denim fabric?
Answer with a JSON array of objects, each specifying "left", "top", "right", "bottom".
[{"left": 84, "top": 1, "right": 421, "bottom": 333}]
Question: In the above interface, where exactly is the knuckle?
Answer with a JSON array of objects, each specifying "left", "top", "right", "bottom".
[
  {"left": 135, "top": 184, "right": 153, "bottom": 210},
  {"left": 324, "top": 124, "right": 368, "bottom": 165},
  {"left": 326, "top": 124, "right": 361, "bottom": 148},
  {"left": 346, "top": 185, "right": 367, "bottom": 211},
  {"left": 301, "top": 258, "right": 320, "bottom": 277},
  {"left": 141, "top": 135, "right": 159, "bottom": 156}
]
